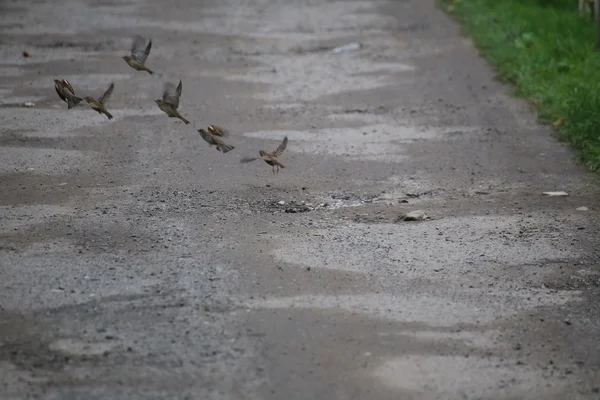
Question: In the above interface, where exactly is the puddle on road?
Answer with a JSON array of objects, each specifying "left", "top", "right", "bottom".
[
  {"left": 159, "top": 1, "right": 414, "bottom": 104},
  {"left": 0, "top": 97, "right": 47, "bottom": 107},
  {"left": 242, "top": 124, "right": 470, "bottom": 161},
  {"left": 245, "top": 290, "right": 577, "bottom": 327},
  {"left": 0, "top": 0, "right": 395, "bottom": 41},
  {"left": 0, "top": 146, "right": 95, "bottom": 174},
  {"left": 0, "top": 42, "right": 108, "bottom": 64},
  {"left": 245, "top": 212, "right": 583, "bottom": 355},
  {"left": 215, "top": 54, "right": 414, "bottom": 103},
  {"left": 0, "top": 204, "right": 76, "bottom": 231},
  {"left": 26, "top": 73, "right": 132, "bottom": 90},
  {"left": 0, "top": 67, "right": 24, "bottom": 77},
  {"left": 401, "top": 329, "right": 503, "bottom": 349},
  {"left": 0, "top": 107, "right": 166, "bottom": 136},
  {"left": 371, "top": 355, "right": 560, "bottom": 399},
  {"left": 134, "top": 0, "right": 396, "bottom": 39},
  {"left": 0, "top": 106, "right": 165, "bottom": 174},
  {"left": 49, "top": 338, "right": 120, "bottom": 356}
]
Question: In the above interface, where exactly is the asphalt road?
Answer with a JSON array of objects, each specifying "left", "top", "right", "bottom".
[{"left": 1, "top": 0, "right": 600, "bottom": 399}]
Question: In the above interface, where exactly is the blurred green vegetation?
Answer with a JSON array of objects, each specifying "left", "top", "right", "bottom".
[{"left": 443, "top": 0, "right": 600, "bottom": 171}]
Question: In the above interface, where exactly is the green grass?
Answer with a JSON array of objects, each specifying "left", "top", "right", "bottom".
[{"left": 442, "top": 0, "right": 600, "bottom": 171}]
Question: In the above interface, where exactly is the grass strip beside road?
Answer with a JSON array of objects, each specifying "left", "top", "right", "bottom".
[{"left": 442, "top": 0, "right": 600, "bottom": 171}]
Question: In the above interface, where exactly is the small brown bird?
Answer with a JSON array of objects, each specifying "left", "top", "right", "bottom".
[
  {"left": 154, "top": 80, "right": 190, "bottom": 124},
  {"left": 240, "top": 136, "right": 288, "bottom": 174},
  {"left": 54, "top": 79, "right": 83, "bottom": 109},
  {"left": 122, "top": 35, "right": 154, "bottom": 75},
  {"left": 84, "top": 82, "right": 115, "bottom": 120},
  {"left": 198, "top": 126, "right": 235, "bottom": 153}
]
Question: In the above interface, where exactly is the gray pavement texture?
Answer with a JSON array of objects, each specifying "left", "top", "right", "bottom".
[{"left": 1, "top": 0, "right": 600, "bottom": 399}]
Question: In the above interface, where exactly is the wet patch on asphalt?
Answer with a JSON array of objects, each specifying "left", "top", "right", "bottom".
[
  {"left": 0, "top": 172, "right": 110, "bottom": 206},
  {"left": 0, "top": 289, "right": 257, "bottom": 397},
  {"left": 371, "top": 354, "right": 558, "bottom": 398},
  {"left": 0, "top": 132, "right": 116, "bottom": 151}
]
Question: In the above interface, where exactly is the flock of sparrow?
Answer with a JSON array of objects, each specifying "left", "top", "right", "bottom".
[{"left": 52, "top": 35, "right": 289, "bottom": 174}]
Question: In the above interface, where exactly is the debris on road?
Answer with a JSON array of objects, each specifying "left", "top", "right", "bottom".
[
  {"left": 332, "top": 42, "right": 362, "bottom": 53},
  {"left": 402, "top": 210, "right": 429, "bottom": 221},
  {"left": 285, "top": 205, "right": 312, "bottom": 213},
  {"left": 542, "top": 191, "right": 569, "bottom": 196}
]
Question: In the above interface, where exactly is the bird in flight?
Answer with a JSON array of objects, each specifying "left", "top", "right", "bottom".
[
  {"left": 84, "top": 82, "right": 115, "bottom": 120},
  {"left": 155, "top": 80, "right": 190, "bottom": 124},
  {"left": 198, "top": 125, "right": 235, "bottom": 153},
  {"left": 240, "top": 136, "right": 288, "bottom": 174},
  {"left": 122, "top": 35, "right": 154, "bottom": 75},
  {"left": 54, "top": 79, "right": 83, "bottom": 109}
]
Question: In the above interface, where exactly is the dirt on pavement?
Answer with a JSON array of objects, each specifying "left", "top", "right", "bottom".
[{"left": 1, "top": 0, "right": 599, "bottom": 399}]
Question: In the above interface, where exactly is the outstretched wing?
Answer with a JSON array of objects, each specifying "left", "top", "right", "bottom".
[
  {"left": 99, "top": 82, "right": 115, "bottom": 104},
  {"left": 143, "top": 39, "right": 152, "bottom": 63},
  {"left": 162, "top": 81, "right": 180, "bottom": 109},
  {"left": 207, "top": 125, "right": 229, "bottom": 137},
  {"left": 272, "top": 136, "right": 288, "bottom": 157},
  {"left": 131, "top": 35, "right": 151, "bottom": 64},
  {"left": 176, "top": 80, "right": 182, "bottom": 97},
  {"left": 62, "top": 79, "right": 75, "bottom": 95}
]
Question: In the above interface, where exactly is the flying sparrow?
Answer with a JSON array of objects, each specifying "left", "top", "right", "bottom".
[
  {"left": 198, "top": 126, "right": 235, "bottom": 153},
  {"left": 84, "top": 82, "right": 115, "bottom": 120},
  {"left": 240, "top": 136, "right": 288, "bottom": 174},
  {"left": 54, "top": 79, "right": 83, "bottom": 109},
  {"left": 122, "top": 35, "right": 154, "bottom": 75},
  {"left": 154, "top": 80, "right": 190, "bottom": 124}
]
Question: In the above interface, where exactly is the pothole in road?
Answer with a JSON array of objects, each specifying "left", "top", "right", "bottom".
[
  {"left": 236, "top": 189, "right": 439, "bottom": 215},
  {"left": 130, "top": 185, "right": 445, "bottom": 220}
]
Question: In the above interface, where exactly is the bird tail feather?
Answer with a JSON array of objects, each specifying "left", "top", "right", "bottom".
[
  {"left": 68, "top": 96, "right": 83, "bottom": 109},
  {"left": 219, "top": 144, "right": 235, "bottom": 153}
]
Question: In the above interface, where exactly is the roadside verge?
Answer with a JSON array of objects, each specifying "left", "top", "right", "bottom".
[{"left": 442, "top": 0, "right": 600, "bottom": 172}]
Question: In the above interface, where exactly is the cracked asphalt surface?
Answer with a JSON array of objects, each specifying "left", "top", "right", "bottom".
[{"left": 1, "top": 0, "right": 600, "bottom": 399}]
